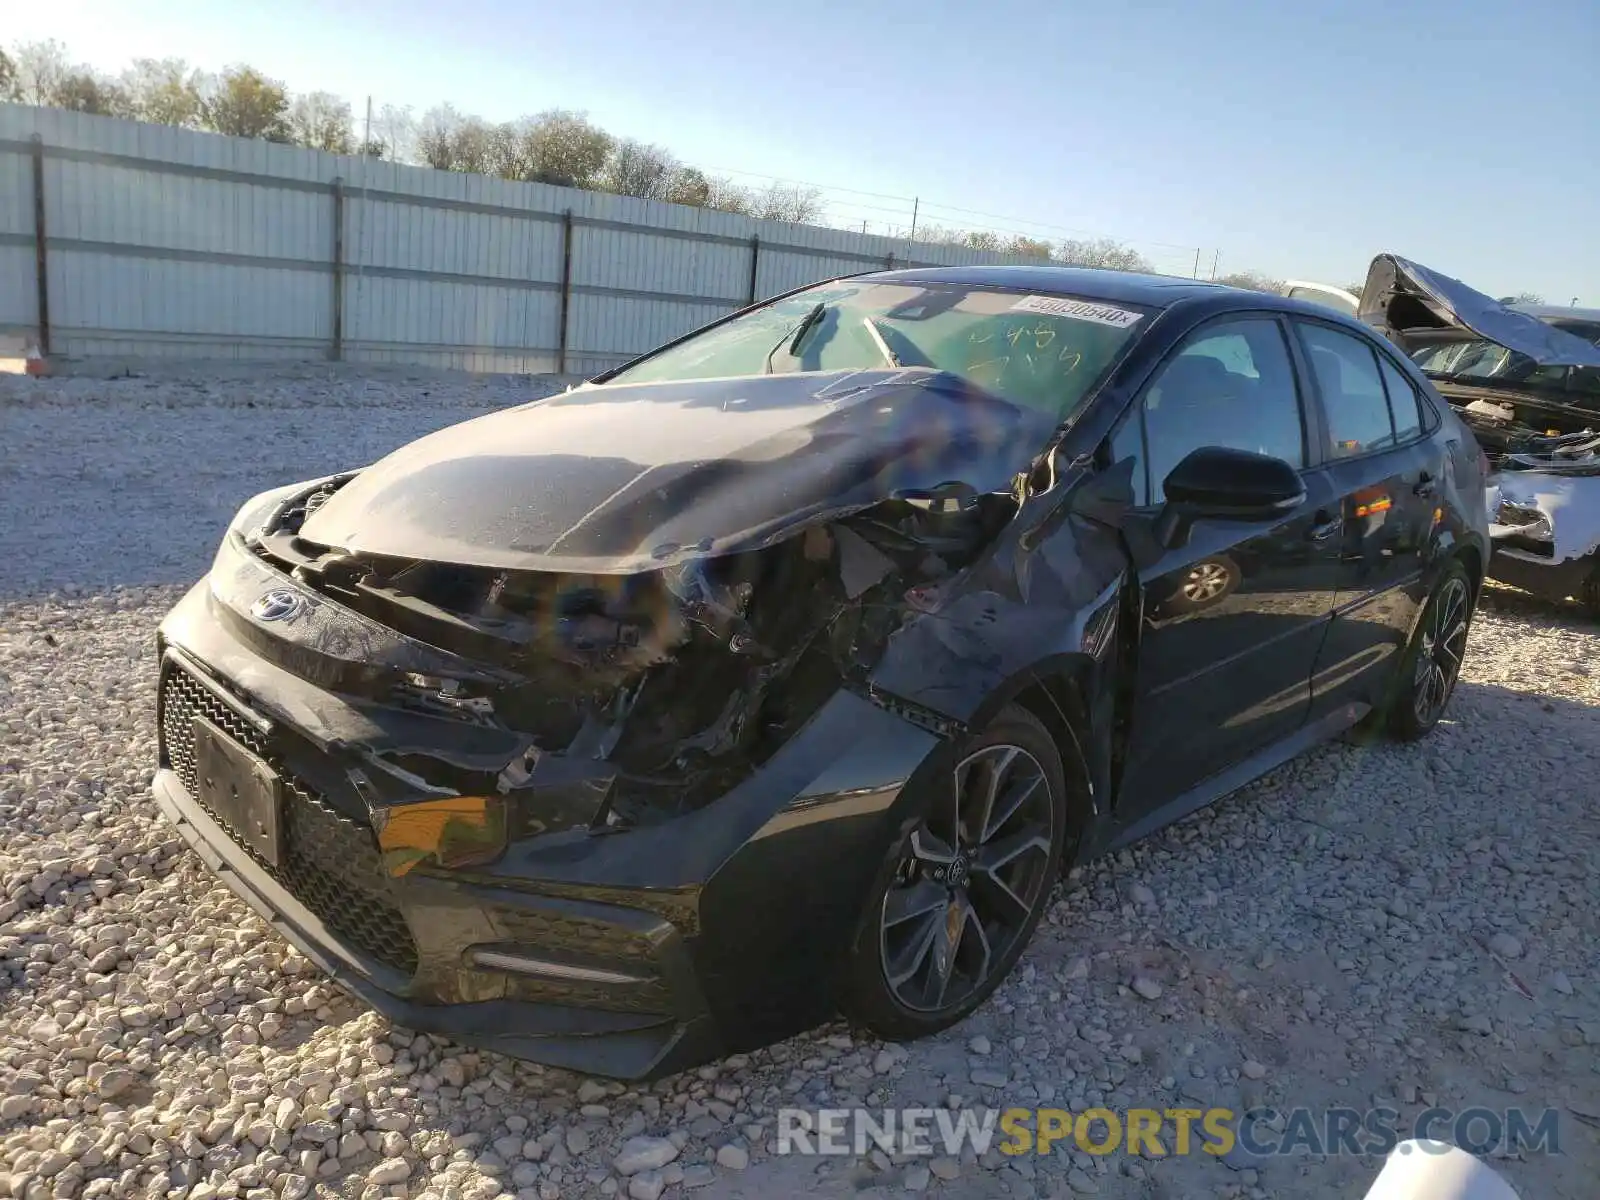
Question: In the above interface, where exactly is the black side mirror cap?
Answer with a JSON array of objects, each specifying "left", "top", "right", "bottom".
[{"left": 1154, "top": 446, "right": 1306, "bottom": 548}]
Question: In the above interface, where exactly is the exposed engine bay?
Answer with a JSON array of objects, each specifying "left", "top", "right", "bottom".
[{"left": 244, "top": 474, "right": 1018, "bottom": 827}]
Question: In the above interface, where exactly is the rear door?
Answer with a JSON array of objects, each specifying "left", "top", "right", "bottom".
[
  {"left": 1108, "top": 313, "right": 1343, "bottom": 811},
  {"left": 1291, "top": 319, "right": 1444, "bottom": 718}
]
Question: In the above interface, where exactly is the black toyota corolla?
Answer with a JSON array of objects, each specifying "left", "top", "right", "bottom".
[{"left": 154, "top": 265, "right": 1490, "bottom": 1079}]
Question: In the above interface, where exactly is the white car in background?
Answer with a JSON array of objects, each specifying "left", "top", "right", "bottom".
[{"left": 1282, "top": 280, "right": 1360, "bottom": 316}]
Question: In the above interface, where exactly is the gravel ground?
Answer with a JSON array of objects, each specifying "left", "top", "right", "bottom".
[{"left": 1, "top": 371, "right": 1597, "bottom": 1200}]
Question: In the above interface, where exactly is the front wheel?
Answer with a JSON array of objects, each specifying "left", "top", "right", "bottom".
[
  {"left": 1386, "top": 561, "right": 1474, "bottom": 741},
  {"left": 839, "top": 704, "right": 1068, "bottom": 1041}
]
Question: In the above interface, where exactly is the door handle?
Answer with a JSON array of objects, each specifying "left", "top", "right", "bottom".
[
  {"left": 1414, "top": 472, "right": 1437, "bottom": 497},
  {"left": 1308, "top": 511, "right": 1343, "bottom": 541}
]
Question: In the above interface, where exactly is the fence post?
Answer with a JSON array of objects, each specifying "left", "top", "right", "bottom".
[
  {"left": 30, "top": 135, "right": 50, "bottom": 357},
  {"left": 557, "top": 209, "right": 574, "bottom": 375},
  {"left": 746, "top": 235, "right": 760, "bottom": 306},
  {"left": 330, "top": 178, "right": 345, "bottom": 361}
]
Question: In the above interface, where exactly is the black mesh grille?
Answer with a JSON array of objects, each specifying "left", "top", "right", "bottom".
[{"left": 160, "top": 663, "right": 421, "bottom": 976}]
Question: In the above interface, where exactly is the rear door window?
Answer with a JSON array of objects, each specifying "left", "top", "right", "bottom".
[
  {"left": 1297, "top": 323, "right": 1395, "bottom": 457},
  {"left": 1375, "top": 354, "right": 1423, "bottom": 442}
]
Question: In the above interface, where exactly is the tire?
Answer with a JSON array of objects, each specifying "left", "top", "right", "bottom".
[
  {"left": 839, "top": 704, "right": 1069, "bottom": 1041},
  {"left": 1384, "top": 560, "right": 1475, "bottom": 741}
]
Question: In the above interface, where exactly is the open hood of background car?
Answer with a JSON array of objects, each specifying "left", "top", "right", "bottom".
[
  {"left": 1358, "top": 254, "right": 1600, "bottom": 368},
  {"left": 298, "top": 367, "right": 1059, "bottom": 575}
]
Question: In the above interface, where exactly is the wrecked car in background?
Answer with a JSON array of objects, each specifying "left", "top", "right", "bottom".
[
  {"left": 1355, "top": 254, "right": 1600, "bottom": 613},
  {"left": 154, "top": 265, "right": 1489, "bottom": 1079}
]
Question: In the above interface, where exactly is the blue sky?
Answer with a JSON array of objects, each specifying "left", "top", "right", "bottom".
[{"left": 13, "top": 0, "right": 1599, "bottom": 301}]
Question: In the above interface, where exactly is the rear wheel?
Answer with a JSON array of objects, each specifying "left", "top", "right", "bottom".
[
  {"left": 840, "top": 704, "right": 1069, "bottom": 1040},
  {"left": 1385, "top": 560, "right": 1474, "bottom": 741}
]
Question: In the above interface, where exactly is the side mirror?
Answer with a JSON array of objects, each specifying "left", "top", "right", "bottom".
[{"left": 1154, "top": 446, "right": 1306, "bottom": 548}]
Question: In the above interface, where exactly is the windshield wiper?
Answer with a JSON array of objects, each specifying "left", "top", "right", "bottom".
[
  {"left": 862, "top": 318, "right": 901, "bottom": 367},
  {"left": 764, "top": 303, "right": 826, "bottom": 374}
]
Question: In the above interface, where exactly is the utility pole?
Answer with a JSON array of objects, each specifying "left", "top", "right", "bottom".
[
  {"left": 363, "top": 96, "right": 373, "bottom": 156},
  {"left": 1210, "top": 249, "right": 1220, "bottom": 280},
  {"left": 1193, "top": 248, "right": 1201, "bottom": 279},
  {"left": 908, "top": 197, "right": 919, "bottom": 242}
]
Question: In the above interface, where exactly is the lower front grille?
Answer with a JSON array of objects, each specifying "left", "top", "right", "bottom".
[{"left": 159, "top": 662, "right": 422, "bottom": 976}]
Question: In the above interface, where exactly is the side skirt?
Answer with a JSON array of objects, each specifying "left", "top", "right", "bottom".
[{"left": 1087, "top": 700, "right": 1371, "bottom": 858}]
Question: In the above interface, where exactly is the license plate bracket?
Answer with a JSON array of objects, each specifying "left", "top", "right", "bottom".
[{"left": 192, "top": 716, "right": 283, "bottom": 866}]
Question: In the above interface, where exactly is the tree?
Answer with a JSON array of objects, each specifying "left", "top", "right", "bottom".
[
  {"left": 663, "top": 166, "right": 712, "bottom": 208},
  {"left": 365, "top": 103, "right": 415, "bottom": 161},
  {"left": 287, "top": 91, "right": 353, "bottom": 154},
  {"left": 120, "top": 58, "right": 203, "bottom": 127},
  {"left": 9, "top": 40, "right": 70, "bottom": 106},
  {"left": 521, "top": 109, "right": 611, "bottom": 188},
  {"left": 414, "top": 105, "right": 495, "bottom": 173},
  {"left": 202, "top": 66, "right": 291, "bottom": 141},
  {"left": 1216, "top": 270, "right": 1284, "bottom": 293},
  {"left": 0, "top": 47, "right": 18, "bottom": 102},
  {"left": 48, "top": 69, "right": 126, "bottom": 116},
  {"left": 750, "top": 181, "right": 823, "bottom": 224},
  {"left": 415, "top": 105, "right": 462, "bottom": 170},
  {"left": 602, "top": 138, "right": 680, "bottom": 199},
  {"left": 1056, "top": 237, "right": 1152, "bottom": 272},
  {"left": 1005, "top": 236, "right": 1053, "bottom": 260},
  {"left": 703, "top": 176, "right": 752, "bottom": 215}
]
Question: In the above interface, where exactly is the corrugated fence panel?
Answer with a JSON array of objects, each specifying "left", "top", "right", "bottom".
[{"left": 0, "top": 102, "right": 1059, "bottom": 371}]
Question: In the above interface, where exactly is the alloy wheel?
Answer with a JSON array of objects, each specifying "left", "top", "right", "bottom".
[
  {"left": 1182, "top": 560, "right": 1232, "bottom": 603},
  {"left": 1413, "top": 575, "right": 1470, "bottom": 724},
  {"left": 879, "top": 743, "right": 1056, "bottom": 1013}
]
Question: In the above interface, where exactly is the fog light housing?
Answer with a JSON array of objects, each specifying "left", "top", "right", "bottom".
[{"left": 372, "top": 795, "right": 507, "bottom": 876}]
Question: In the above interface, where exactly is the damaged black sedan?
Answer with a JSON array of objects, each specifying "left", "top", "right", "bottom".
[{"left": 154, "top": 266, "right": 1490, "bottom": 1079}]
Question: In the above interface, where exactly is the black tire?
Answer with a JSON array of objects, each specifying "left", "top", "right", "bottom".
[
  {"left": 1384, "top": 560, "right": 1475, "bottom": 741},
  {"left": 839, "top": 704, "right": 1069, "bottom": 1041}
]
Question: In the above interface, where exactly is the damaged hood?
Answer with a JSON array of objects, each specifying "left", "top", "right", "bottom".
[
  {"left": 299, "top": 367, "right": 1058, "bottom": 574},
  {"left": 1358, "top": 254, "right": 1600, "bottom": 368}
]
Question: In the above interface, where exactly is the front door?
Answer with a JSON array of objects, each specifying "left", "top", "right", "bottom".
[{"left": 1108, "top": 314, "right": 1341, "bottom": 813}]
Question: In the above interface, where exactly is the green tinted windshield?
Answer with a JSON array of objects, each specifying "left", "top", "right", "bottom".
[{"left": 607, "top": 280, "right": 1153, "bottom": 419}]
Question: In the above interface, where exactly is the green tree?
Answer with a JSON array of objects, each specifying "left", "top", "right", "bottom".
[
  {"left": 202, "top": 66, "right": 291, "bottom": 141},
  {"left": 48, "top": 69, "right": 126, "bottom": 115},
  {"left": 1005, "top": 236, "right": 1053, "bottom": 259},
  {"left": 0, "top": 47, "right": 18, "bottom": 101},
  {"left": 120, "top": 58, "right": 203, "bottom": 127},
  {"left": 521, "top": 109, "right": 611, "bottom": 188}
]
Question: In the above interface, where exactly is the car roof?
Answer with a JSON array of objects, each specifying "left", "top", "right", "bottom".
[
  {"left": 856, "top": 264, "right": 1371, "bottom": 328},
  {"left": 856, "top": 264, "right": 1234, "bottom": 308}
]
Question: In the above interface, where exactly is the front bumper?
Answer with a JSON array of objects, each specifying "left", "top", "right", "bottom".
[
  {"left": 153, "top": 573, "right": 943, "bottom": 1080},
  {"left": 1484, "top": 543, "right": 1600, "bottom": 605}
]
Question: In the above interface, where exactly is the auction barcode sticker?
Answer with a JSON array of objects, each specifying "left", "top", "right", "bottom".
[{"left": 1009, "top": 295, "right": 1145, "bottom": 328}]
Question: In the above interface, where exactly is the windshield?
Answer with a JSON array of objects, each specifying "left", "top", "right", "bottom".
[
  {"left": 606, "top": 280, "right": 1153, "bottom": 420},
  {"left": 1411, "top": 320, "right": 1600, "bottom": 384}
]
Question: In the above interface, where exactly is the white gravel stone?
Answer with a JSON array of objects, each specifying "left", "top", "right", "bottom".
[{"left": 613, "top": 1137, "right": 678, "bottom": 1176}]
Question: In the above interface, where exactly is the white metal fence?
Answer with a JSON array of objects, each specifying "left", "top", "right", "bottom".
[{"left": 0, "top": 104, "right": 1047, "bottom": 376}]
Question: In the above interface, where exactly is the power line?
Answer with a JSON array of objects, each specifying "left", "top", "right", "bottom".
[{"left": 695, "top": 163, "right": 1210, "bottom": 257}]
